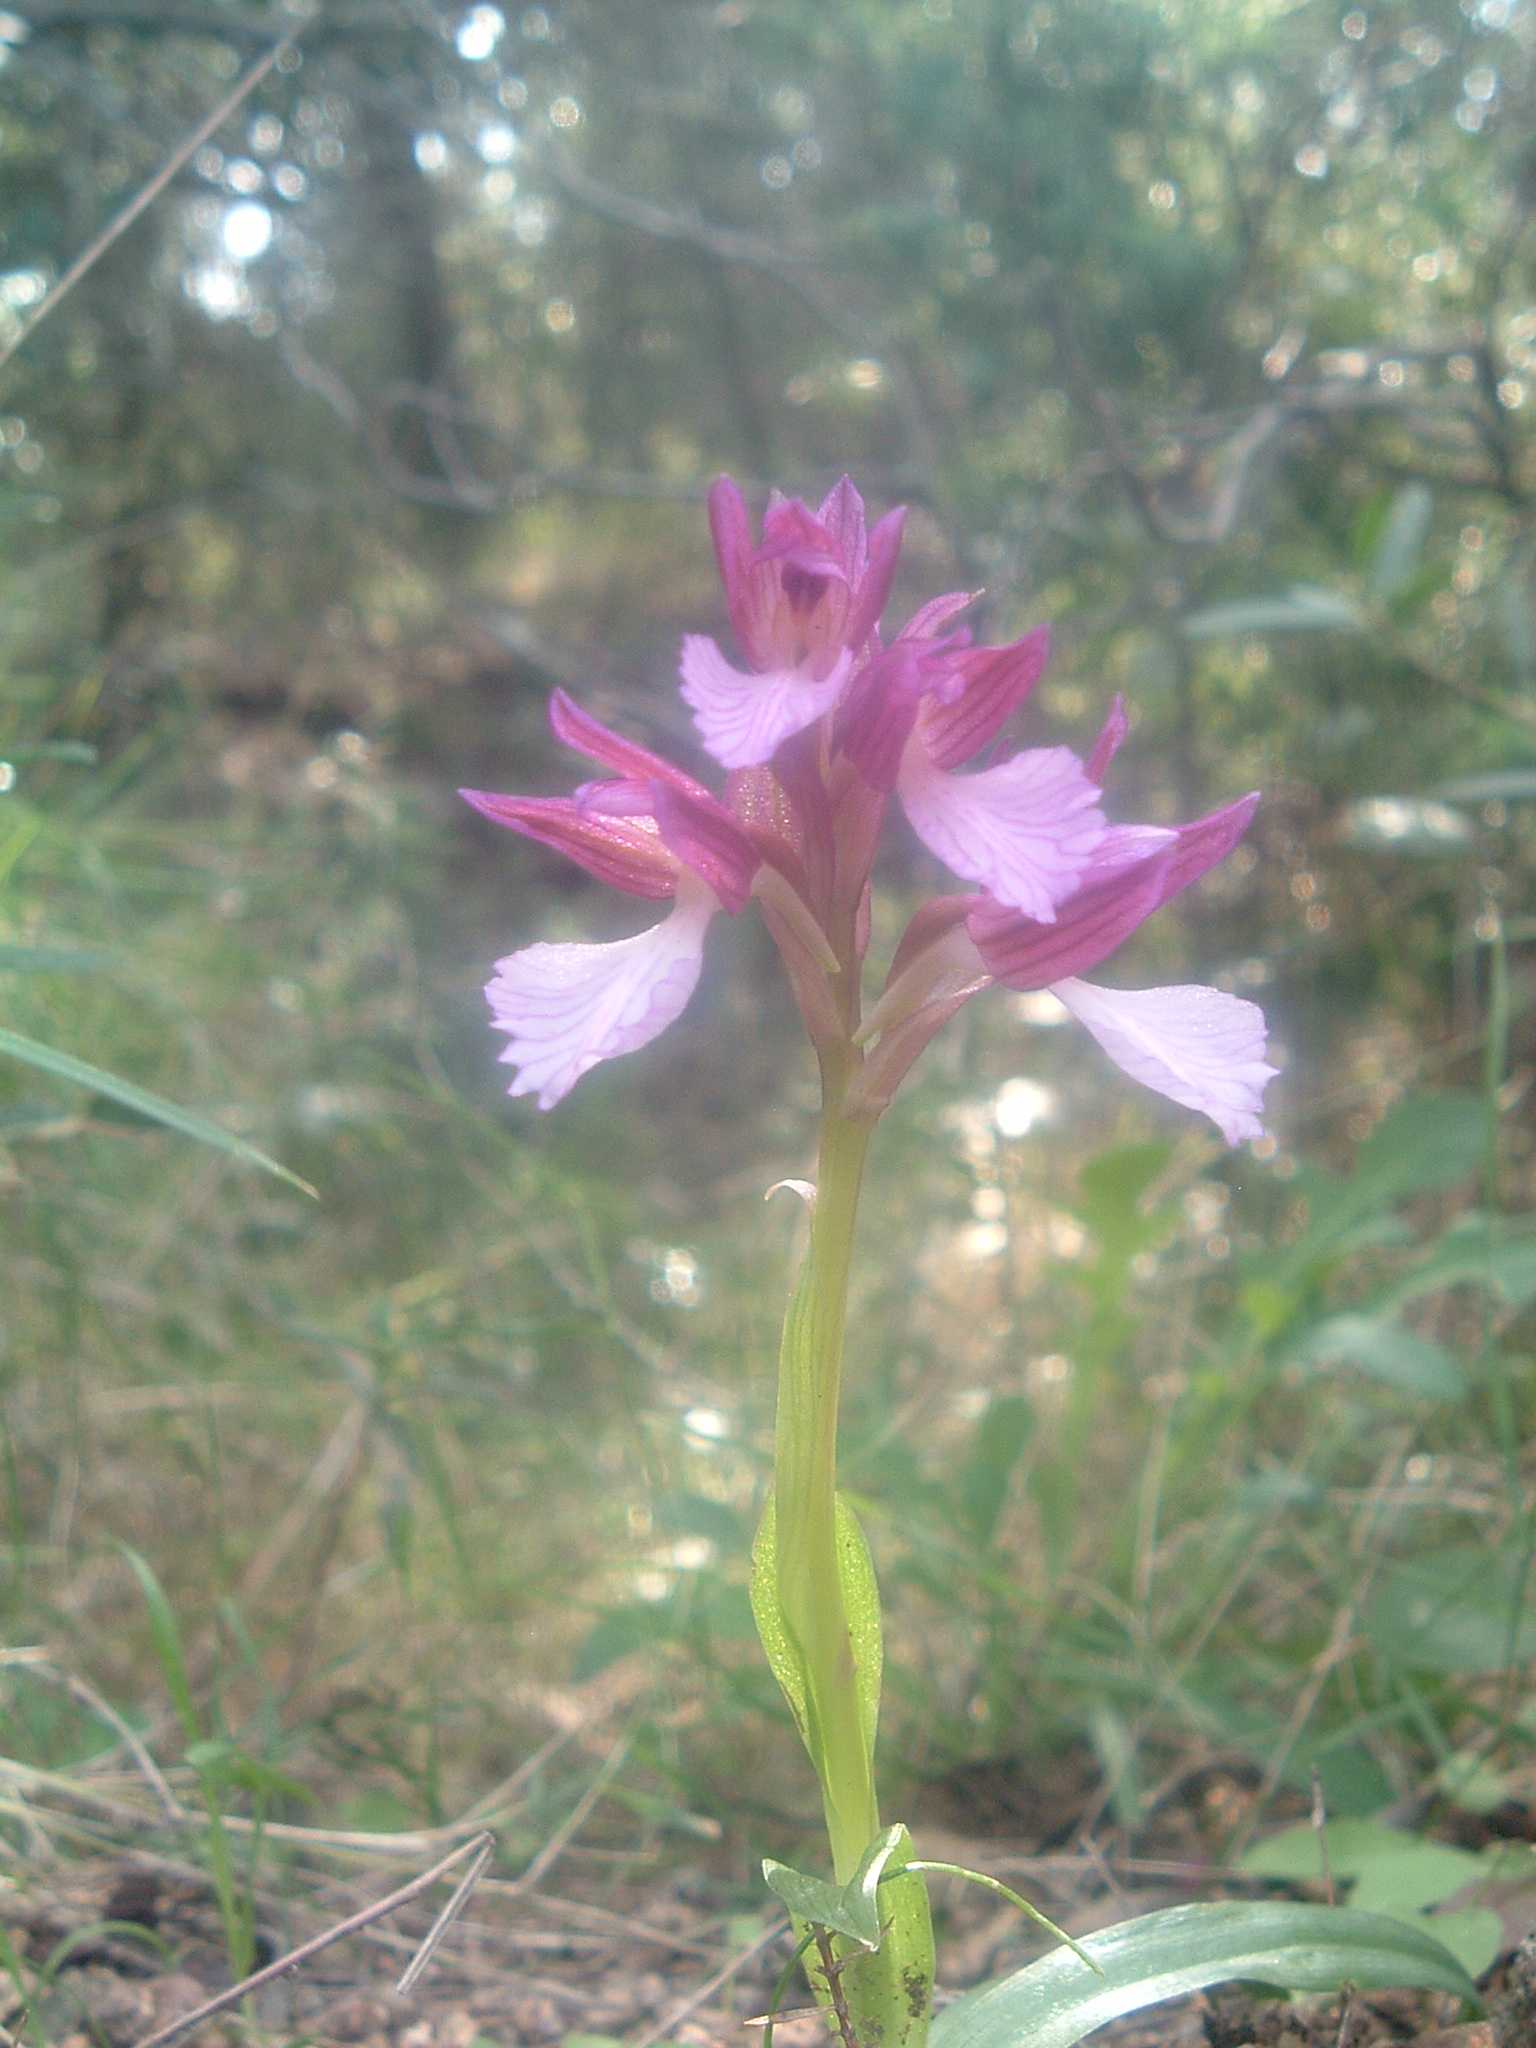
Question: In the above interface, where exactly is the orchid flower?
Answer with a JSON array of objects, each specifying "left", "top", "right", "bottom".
[
  {"left": 854, "top": 695, "right": 1276, "bottom": 1143},
  {"left": 461, "top": 689, "right": 763, "bottom": 1110},
  {"left": 836, "top": 609, "right": 1105, "bottom": 921},
  {"left": 678, "top": 474, "right": 905, "bottom": 769}
]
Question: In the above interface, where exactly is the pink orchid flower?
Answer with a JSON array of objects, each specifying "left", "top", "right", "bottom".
[
  {"left": 853, "top": 695, "right": 1276, "bottom": 1142},
  {"left": 461, "top": 689, "right": 764, "bottom": 1110},
  {"left": 679, "top": 475, "right": 905, "bottom": 770},
  {"left": 836, "top": 608, "right": 1105, "bottom": 922},
  {"left": 463, "top": 475, "right": 1274, "bottom": 1142}
]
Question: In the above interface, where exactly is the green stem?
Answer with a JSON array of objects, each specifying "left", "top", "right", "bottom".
[{"left": 773, "top": 1096, "right": 878, "bottom": 1881}]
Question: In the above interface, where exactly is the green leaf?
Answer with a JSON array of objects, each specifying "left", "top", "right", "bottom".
[
  {"left": 1182, "top": 587, "right": 1364, "bottom": 639},
  {"left": 1240, "top": 1819, "right": 1485, "bottom": 1911},
  {"left": 1354, "top": 1093, "right": 1487, "bottom": 1198},
  {"left": 1367, "top": 483, "right": 1433, "bottom": 603},
  {"left": 750, "top": 1498, "right": 810, "bottom": 1750},
  {"left": 0, "top": 942, "right": 109, "bottom": 972},
  {"left": 930, "top": 1902, "right": 1478, "bottom": 2048},
  {"left": 1285, "top": 1314, "right": 1466, "bottom": 1400},
  {"left": 1379, "top": 1215, "right": 1536, "bottom": 1313},
  {"left": 762, "top": 1857, "right": 876, "bottom": 1948},
  {"left": 0, "top": 1025, "right": 317, "bottom": 1197},
  {"left": 767, "top": 1828, "right": 935, "bottom": 2048},
  {"left": 1239, "top": 1822, "right": 1503, "bottom": 1978},
  {"left": 959, "top": 1395, "right": 1033, "bottom": 1549},
  {"left": 749, "top": 1491, "right": 884, "bottom": 1767},
  {"left": 1438, "top": 767, "right": 1536, "bottom": 804},
  {"left": 1495, "top": 572, "right": 1536, "bottom": 682},
  {"left": 118, "top": 1544, "right": 200, "bottom": 1745},
  {"left": 1364, "top": 1546, "right": 1536, "bottom": 1675},
  {"left": 845, "top": 1826, "right": 912, "bottom": 1949}
]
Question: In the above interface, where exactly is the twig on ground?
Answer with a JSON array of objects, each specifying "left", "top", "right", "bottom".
[
  {"left": 629, "top": 1917, "right": 789, "bottom": 2048},
  {"left": 1, "top": 1653, "right": 180, "bottom": 1826},
  {"left": 130, "top": 1829, "right": 496, "bottom": 2048}
]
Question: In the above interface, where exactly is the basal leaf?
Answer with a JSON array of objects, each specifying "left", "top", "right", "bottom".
[{"left": 930, "top": 1901, "right": 1478, "bottom": 2048}]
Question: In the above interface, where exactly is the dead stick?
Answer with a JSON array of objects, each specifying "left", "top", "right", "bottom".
[
  {"left": 0, "top": 31, "right": 298, "bottom": 376},
  {"left": 130, "top": 1830, "right": 494, "bottom": 2048}
]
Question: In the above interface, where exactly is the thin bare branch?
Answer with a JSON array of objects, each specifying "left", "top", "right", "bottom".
[
  {"left": 0, "top": 31, "right": 301, "bottom": 378},
  {"left": 131, "top": 1830, "right": 496, "bottom": 2048}
]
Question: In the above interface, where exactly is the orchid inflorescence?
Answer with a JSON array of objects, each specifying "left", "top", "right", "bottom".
[
  {"left": 462, "top": 473, "right": 1275, "bottom": 1144},
  {"left": 451, "top": 491, "right": 1489, "bottom": 2048}
]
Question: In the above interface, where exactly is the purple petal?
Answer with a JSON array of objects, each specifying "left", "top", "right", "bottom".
[
  {"left": 549, "top": 689, "right": 711, "bottom": 801},
  {"left": 922, "top": 626, "right": 1052, "bottom": 771},
  {"left": 1052, "top": 977, "right": 1276, "bottom": 1145},
  {"left": 757, "top": 496, "right": 847, "bottom": 580},
  {"left": 898, "top": 589, "right": 981, "bottom": 641},
  {"left": 969, "top": 837, "right": 1175, "bottom": 987},
  {"left": 815, "top": 475, "right": 869, "bottom": 582},
  {"left": 842, "top": 505, "right": 908, "bottom": 652},
  {"left": 679, "top": 633, "right": 852, "bottom": 770},
  {"left": 485, "top": 885, "right": 716, "bottom": 1110},
  {"left": 651, "top": 781, "right": 761, "bottom": 913},
  {"left": 898, "top": 743, "right": 1106, "bottom": 920},
  {"left": 1157, "top": 792, "right": 1260, "bottom": 908},
  {"left": 835, "top": 638, "right": 929, "bottom": 792},
  {"left": 707, "top": 476, "right": 756, "bottom": 652},
  {"left": 459, "top": 790, "right": 675, "bottom": 899},
  {"left": 1086, "top": 694, "right": 1129, "bottom": 784}
]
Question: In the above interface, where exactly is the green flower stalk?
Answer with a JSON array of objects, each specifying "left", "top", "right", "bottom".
[
  {"left": 754, "top": 1090, "right": 937, "bottom": 2045},
  {"left": 461, "top": 473, "right": 1274, "bottom": 2043}
]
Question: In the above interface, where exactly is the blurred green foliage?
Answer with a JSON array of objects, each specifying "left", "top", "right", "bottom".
[{"left": 1, "top": 0, "right": 1533, "bottom": 1922}]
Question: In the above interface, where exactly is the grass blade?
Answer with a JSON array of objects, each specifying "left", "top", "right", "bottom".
[{"left": 0, "top": 1025, "right": 316, "bottom": 1196}]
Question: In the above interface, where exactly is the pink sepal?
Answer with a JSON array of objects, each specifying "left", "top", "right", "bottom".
[
  {"left": 968, "top": 838, "right": 1174, "bottom": 988},
  {"left": 1052, "top": 977, "right": 1277, "bottom": 1146},
  {"left": 897, "top": 743, "right": 1105, "bottom": 920},
  {"left": 651, "top": 782, "right": 761, "bottom": 913},
  {"left": 485, "top": 883, "right": 717, "bottom": 1110},
  {"left": 898, "top": 589, "right": 981, "bottom": 641},
  {"left": 548, "top": 689, "right": 710, "bottom": 801},
  {"left": 835, "top": 639, "right": 930, "bottom": 792},
  {"left": 842, "top": 505, "right": 908, "bottom": 652},
  {"left": 1087, "top": 693, "right": 1129, "bottom": 784},
  {"left": 851, "top": 978, "right": 989, "bottom": 1121},
  {"left": 851, "top": 917, "right": 991, "bottom": 1116},
  {"left": 815, "top": 475, "right": 868, "bottom": 579},
  {"left": 679, "top": 632, "right": 853, "bottom": 770},
  {"left": 459, "top": 790, "right": 674, "bottom": 900},
  {"left": 922, "top": 626, "right": 1052, "bottom": 771},
  {"left": 707, "top": 476, "right": 757, "bottom": 656},
  {"left": 1157, "top": 793, "right": 1260, "bottom": 908}
]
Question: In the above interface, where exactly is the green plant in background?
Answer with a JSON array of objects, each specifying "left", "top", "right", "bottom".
[
  {"left": 458, "top": 476, "right": 1477, "bottom": 2044},
  {"left": 0, "top": 708, "right": 313, "bottom": 1197}
]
